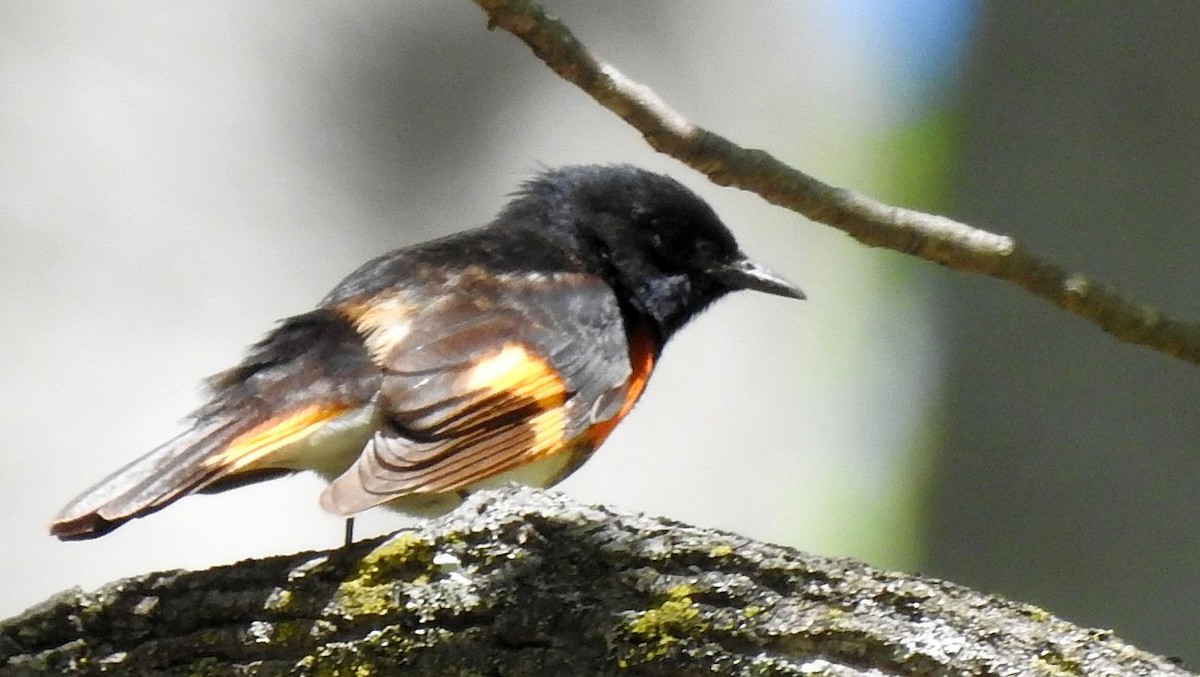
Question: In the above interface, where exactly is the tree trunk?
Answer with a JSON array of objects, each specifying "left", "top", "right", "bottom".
[{"left": 2, "top": 485, "right": 1192, "bottom": 676}]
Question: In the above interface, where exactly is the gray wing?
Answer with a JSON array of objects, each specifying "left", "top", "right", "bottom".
[{"left": 321, "top": 273, "right": 635, "bottom": 515}]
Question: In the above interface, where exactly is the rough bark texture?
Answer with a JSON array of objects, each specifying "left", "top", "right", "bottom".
[{"left": 2, "top": 486, "right": 1192, "bottom": 676}]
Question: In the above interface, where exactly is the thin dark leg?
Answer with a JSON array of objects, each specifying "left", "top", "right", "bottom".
[{"left": 343, "top": 517, "right": 355, "bottom": 548}]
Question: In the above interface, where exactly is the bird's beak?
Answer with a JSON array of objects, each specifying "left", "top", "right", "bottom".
[{"left": 714, "top": 256, "right": 805, "bottom": 300}]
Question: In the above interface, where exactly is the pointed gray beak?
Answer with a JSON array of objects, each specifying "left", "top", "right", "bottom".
[{"left": 713, "top": 256, "right": 805, "bottom": 300}]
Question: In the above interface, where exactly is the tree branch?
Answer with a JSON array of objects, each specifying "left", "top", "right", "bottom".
[
  {"left": 474, "top": 0, "right": 1200, "bottom": 367},
  {"left": 2, "top": 486, "right": 1193, "bottom": 675}
]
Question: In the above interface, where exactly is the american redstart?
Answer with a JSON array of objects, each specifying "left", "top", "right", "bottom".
[{"left": 50, "top": 165, "right": 803, "bottom": 541}]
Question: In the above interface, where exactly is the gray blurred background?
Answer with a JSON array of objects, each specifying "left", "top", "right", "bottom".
[{"left": 1, "top": 1, "right": 1196, "bottom": 666}]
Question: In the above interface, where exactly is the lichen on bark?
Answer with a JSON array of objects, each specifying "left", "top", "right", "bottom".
[{"left": 2, "top": 485, "right": 1194, "bottom": 676}]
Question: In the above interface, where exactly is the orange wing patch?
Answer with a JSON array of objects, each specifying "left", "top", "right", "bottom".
[
  {"left": 456, "top": 343, "right": 569, "bottom": 461},
  {"left": 525, "top": 403, "right": 568, "bottom": 461},
  {"left": 204, "top": 404, "right": 351, "bottom": 473},
  {"left": 320, "top": 342, "right": 575, "bottom": 513},
  {"left": 464, "top": 344, "right": 566, "bottom": 408}
]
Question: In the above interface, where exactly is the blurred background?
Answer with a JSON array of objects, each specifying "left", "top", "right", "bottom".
[{"left": 2, "top": 0, "right": 1197, "bottom": 665}]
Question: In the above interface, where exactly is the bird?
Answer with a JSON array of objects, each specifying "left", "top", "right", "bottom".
[{"left": 49, "top": 164, "right": 803, "bottom": 541}]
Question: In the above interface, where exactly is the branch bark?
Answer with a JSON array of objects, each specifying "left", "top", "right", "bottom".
[
  {"left": 2, "top": 486, "right": 1192, "bottom": 676},
  {"left": 473, "top": 0, "right": 1200, "bottom": 367}
]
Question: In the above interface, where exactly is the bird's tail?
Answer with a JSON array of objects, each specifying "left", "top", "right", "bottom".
[
  {"left": 50, "top": 309, "right": 380, "bottom": 540},
  {"left": 50, "top": 417, "right": 267, "bottom": 540}
]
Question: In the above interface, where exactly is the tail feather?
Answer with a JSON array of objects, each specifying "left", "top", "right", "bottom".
[
  {"left": 50, "top": 308, "right": 382, "bottom": 541},
  {"left": 49, "top": 401, "right": 372, "bottom": 540},
  {"left": 49, "top": 418, "right": 259, "bottom": 540}
]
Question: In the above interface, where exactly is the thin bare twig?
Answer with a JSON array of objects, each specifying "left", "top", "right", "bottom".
[{"left": 474, "top": 0, "right": 1200, "bottom": 367}]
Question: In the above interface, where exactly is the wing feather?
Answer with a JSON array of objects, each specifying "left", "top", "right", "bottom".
[{"left": 321, "top": 273, "right": 637, "bottom": 516}]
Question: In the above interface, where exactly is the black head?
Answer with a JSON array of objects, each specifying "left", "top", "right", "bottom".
[{"left": 506, "top": 165, "right": 803, "bottom": 337}]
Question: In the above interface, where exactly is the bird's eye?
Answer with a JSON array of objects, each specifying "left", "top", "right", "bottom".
[
  {"left": 646, "top": 216, "right": 713, "bottom": 272},
  {"left": 692, "top": 238, "right": 718, "bottom": 261},
  {"left": 648, "top": 217, "right": 690, "bottom": 252}
]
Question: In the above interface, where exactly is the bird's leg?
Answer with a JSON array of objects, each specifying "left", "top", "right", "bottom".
[{"left": 343, "top": 517, "right": 355, "bottom": 548}]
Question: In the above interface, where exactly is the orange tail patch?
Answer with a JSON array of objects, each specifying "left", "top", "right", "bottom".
[{"left": 204, "top": 404, "right": 351, "bottom": 473}]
